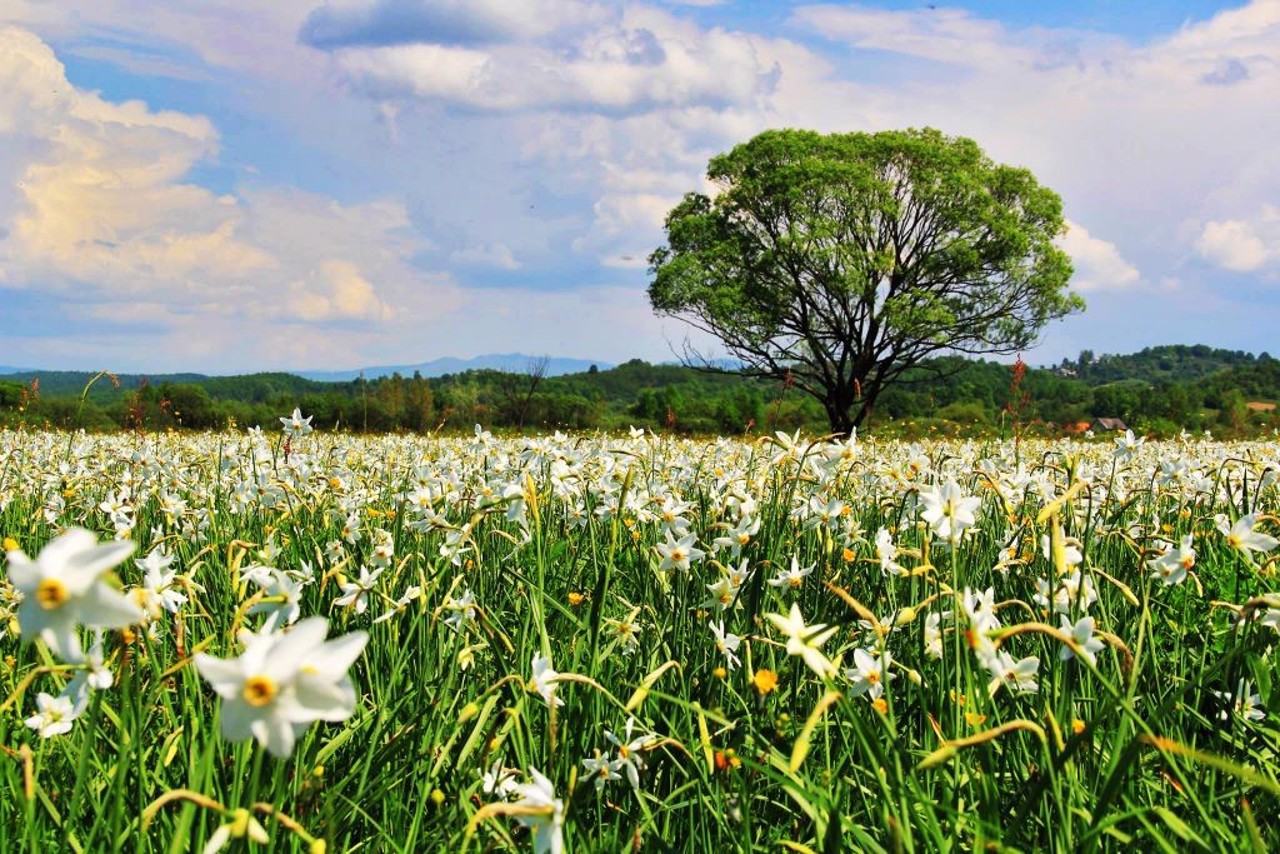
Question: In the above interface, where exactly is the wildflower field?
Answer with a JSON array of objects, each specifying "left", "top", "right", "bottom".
[{"left": 2, "top": 422, "right": 1279, "bottom": 853}]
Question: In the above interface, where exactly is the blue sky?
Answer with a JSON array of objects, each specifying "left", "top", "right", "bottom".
[{"left": 0, "top": 1, "right": 1277, "bottom": 373}]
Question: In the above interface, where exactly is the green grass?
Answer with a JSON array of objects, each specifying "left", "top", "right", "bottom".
[{"left": 1, "top": 428, "right": 1278, "bottom": 852}]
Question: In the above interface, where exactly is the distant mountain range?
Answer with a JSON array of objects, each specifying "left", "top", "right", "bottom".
[
  {"left": 0, "top": 354, "right": 614, "bottom": 390},
  {"left": 296, "top": 353, "right": 612, "bottom": 382}
]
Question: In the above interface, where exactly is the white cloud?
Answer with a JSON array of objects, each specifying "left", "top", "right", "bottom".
[
  {"left": 1196, "top": 205, "right": 1280, "bottom": 272},
  {"left": 0, "top": 26, "right": 460, "bottom": 368},
  {"left": 1059, "top": 220, "right": 1141, "bottom": 291},
  {"left": 450, "top": 242, "right": 521, "bottom": 270},
  {"left": 328, "top": 6, "right": 779, "bottom": 113},
  {"left": 301, "top": 0, "right": 610, "bottom": 47},
  {"left": 789, "top": 4, "right": 1021, "bottom": 69}
]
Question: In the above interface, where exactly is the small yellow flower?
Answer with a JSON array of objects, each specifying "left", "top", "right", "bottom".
[
  {"left": 430, "top": 788, "right": 445, "bottom": 807},
  {"left": 841, "top": 547, "right": 855, "bottom": 563},
  {"left": 712, "top": 666, "right": 727, "bottom": 680},
  {"left": 567, "top": 591, "right": 586, "bottom": 606},
  {"left": 753, "top": 668, "right": 779, "bottom": 695},
  {"left": 2, "top": 536, "right": 18, "bottom": 552},
  {"left": 965, "top": 711, "right": 987, "bottom": 728},
  {"left": 1072, "top": 719, "right": 1086, "bottom": 736},
  {"left": 872, "top": 697, "right": 888, "bottom": 714}
]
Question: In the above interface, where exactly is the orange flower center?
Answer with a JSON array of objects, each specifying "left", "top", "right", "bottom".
[
  {"left": 242, "top": 675, "right": 278, "bottom": 707},
  {"left": 35, "top": 578, "right": 69, "bottom": 610}
]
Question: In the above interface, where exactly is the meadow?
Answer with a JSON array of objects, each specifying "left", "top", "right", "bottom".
[{"left": 1, "top": 421, "right": 1278, "bottom": 852}]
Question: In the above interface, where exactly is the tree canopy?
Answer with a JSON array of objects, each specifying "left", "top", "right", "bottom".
[{"left": 648, "top": 127, "right": 1084, "bottom": 435}]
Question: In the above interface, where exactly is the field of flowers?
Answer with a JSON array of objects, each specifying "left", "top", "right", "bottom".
[{"left": 2, "top": 419, "right": 1279, "bottom": 852}]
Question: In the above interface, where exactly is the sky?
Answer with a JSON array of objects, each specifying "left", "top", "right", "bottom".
[{"left": 0, "top": 0, "right": 1277, "bottom": 374}]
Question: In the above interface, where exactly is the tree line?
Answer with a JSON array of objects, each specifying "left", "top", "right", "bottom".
[{"left": 1, "top": 345, "right": 1277, "bottom": 438}]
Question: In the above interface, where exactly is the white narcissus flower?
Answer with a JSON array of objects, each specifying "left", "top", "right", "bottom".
[
  {"left": 1149, "top": 535, "right": 1195, "bottom": 586},
  {"left": 25, "top": 691, "right": 81, "bottom": 738},
  {"left": 582, "top": 753, "right": 621, "bottom": 790},
  {"left": 767, "top": 555, "right": 814, "bottom": 589},
  {"left": 194, "top": 617, "right": 367, "bottom": 758},
  {"left": 1114, "top": 429, "right": 1143, "bottom": 461},
  {"left": 766, "top": 602, "right": 839, "bottom": 678},
  {"left": 962, "top": 587, "right": 1001, "bottom": 633},
  {"left": 1217, "top": 514, "right": 1278, "bottom": 564},
  {"left": 985, "top": 651, "right": 1040, "bottom": 697},
  {"left": 708, "top": 619, "right": 742, "bottom": 670},
  {"left": 655, "top": 532, "right": 705, "bottom": 573},
  {"left": 604, "top": 717, "right": 655, "bottom": 790},
  {"left": 529, "top": 654, "right": 564, "bottom": 708},
  {"left": 919, "top": 479, "right": 981, "bottom": 542},
  {"left": 133, "top": 547, "right": 186, "bottom": 618},
  {"left": 924, "top": 611, "right": 944, "bottom": 659},
  {"left": 6, "top": 528, "right": 142, "bottom": 662},
  {"left": 875, "top": 527, "right": 905, "bottom": 577},
  {"left": 844, "top": 647, "right": 894, "bottom": 701},
  {"left": 1058, "top": 615, "right": 1105, "bottom": 666},
  {"left": 1213, "top": 679, "right": 1265, "bottom": 722},
  {"left": 279, "top": 408, "right": 313, "bottom": 437},
  {"left": 511, "top": 768, "right": 564, "bottom": 854}
]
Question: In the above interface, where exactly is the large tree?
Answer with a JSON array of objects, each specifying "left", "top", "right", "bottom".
[{"left": 648, "top": 127, "right": 1084, "bottom": 435}]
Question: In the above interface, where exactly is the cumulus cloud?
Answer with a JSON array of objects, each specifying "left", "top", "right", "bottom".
[
  {"left": 0, "top": 26, "right": 459, "bottom": 368},
  {"left": 322, "top": 4, "right": 779, "bottom": 114},
  {"left": 1196, "top": 206, "right": 1280, "bottom": 272},
  {"left": 450, "top": 242, "right": 521, "bottom": 269},
  {"left": 300, "top": 0, "right": 610, "bottom": 48},
  {"left": 1058, "top": 220, "right": 1141, "bottom": 292}
]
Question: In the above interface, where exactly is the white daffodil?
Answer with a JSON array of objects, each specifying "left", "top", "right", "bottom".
[
  {"left": 604, "top": 717, "right": 655, "bottom": 790},
  {"left": 875, "top": 527, "right": 905, "bottom": 577},
  {"left": 194, "top": 617, "right": 367, "bottom": 758},
  {"left": 985, "top": 650, "right": 1040, "bottom": 697},
  {"left": 510, "top": 769, "right": 564, "bottom": 854},
  {"left": 1114, "top": 429, "right": 1143, "bottom": 462},
  {"left": 767, "top": 555, "right": 815, "bottom": 590},
  {"left": 6, "top": 528, "right": 142, "bottom": 662},
  {"left": 1149, "top": 535, "right": 1195, "bottom": 586},
  {"left": 133, "top": 546, "right": 187, "bottom": 618},
  {"left": 1058, "top": 614, "right": 1104, "bottom": 666},
  {"left": 582, "top": 753, "right": 622, "bottom": 790},
  {"left": 766, "top": 602, "right": 839, "bottom": 678},
  {"left": 920, "top": 479, "right": 981, "bottom": 542},
  {"left": 335, "top": 565, "right": 383, "bottom": 615},
  {"left": 1213, "top": 679, "right": 1265, "bottom": 722},
  {"left": 25, "top": 691, "right": 82, "bottom": 738},
  {"left": 655, "top": 532, "right": 705, "bottom": 573},
  {"left": 529, "top": 654, "right": 564, "bottom": 708},
  {"left": 709, "top": 619, "right": 742, "bottom": 670},
  {"left": 702, "top": 576, "right": 739, "bottom": 612},
  {"left": 245, "top": 568, "right": 303, "bottom": 632},
  {"left": 962, "top": 587, "right": 1001, "bottom": 633},
  {"left": 1217, "top": 514, "right": 1278, "bottom": 564},
  {"left": 844, "top": 647, "right": 894, "bottom": 701},
  {"left": 279, "top": 408, "right": 314, "bottom": 437},
  {"left": 924, "top": 611, "right": 944, "bottom": 660},
  {"left": 481, "top": 760, "right": 520, "bottom": 798}
]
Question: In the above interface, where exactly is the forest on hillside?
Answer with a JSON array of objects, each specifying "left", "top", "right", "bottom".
[{"left": 1, "top": 345, "right": 1277, "bottom": 438}]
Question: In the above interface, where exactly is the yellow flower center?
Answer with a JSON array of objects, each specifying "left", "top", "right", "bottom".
[
  {"left": 242, "top": 675, "right": 278, "bottom": 707},
  {"left": 35, "top": 578, "right": 69, "bottom": 610}
]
